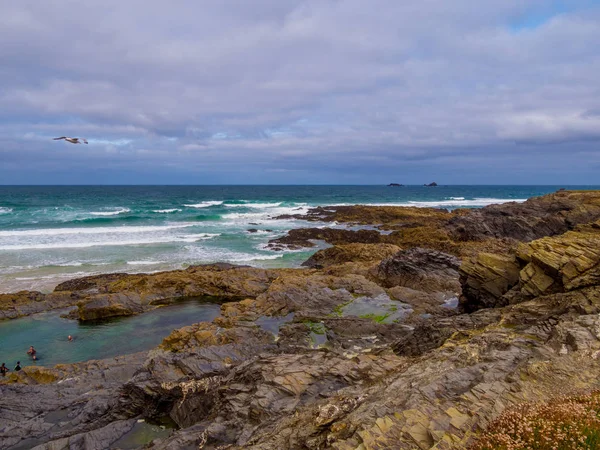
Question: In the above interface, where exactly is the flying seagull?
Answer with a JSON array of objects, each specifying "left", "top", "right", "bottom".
[{"left": 53, "top": 137, "right": 88, "bottom": 144}]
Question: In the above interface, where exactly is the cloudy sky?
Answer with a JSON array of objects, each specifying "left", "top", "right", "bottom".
[{"left": 1, "top": 0, "right": 599, "bottom": 184}]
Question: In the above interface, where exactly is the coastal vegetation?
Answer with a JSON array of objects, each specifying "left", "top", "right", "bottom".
[{"left": 470, "top": 391, "right": 600, "bottom": 450}]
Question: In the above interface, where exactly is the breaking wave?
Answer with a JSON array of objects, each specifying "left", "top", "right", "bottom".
[
  {"left": 184, "top": 201, "right": 224, "bottom": 208},
  {"left": 89, "top": 207, "right": 131, "bottom": 216}
]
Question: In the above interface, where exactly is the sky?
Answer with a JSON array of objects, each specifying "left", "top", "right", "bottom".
[{"left": 1, "top": 0, "right": 599, "bottom": 185}]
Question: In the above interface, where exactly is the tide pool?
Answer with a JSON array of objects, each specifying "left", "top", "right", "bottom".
[{"left": 0, "top": 299, "right": 221, "bottom": 368}]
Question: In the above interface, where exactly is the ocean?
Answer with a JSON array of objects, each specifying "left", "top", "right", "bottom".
[{"left": 0, "top": 185, "right": 596, "bottom": 293}]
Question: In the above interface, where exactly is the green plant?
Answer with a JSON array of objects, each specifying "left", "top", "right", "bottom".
[
  {"left": 359, "top": 313, "right": 391, "bottom": 323},
  {"left": 330, "top": 299, "right": 353, "bottom": 317},
  {"left": 305, "top": 321, "right": 326, "bottom": 335}
]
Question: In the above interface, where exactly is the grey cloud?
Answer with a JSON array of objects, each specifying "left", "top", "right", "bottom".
[{"left": 0, "top": 0, "right": 599, "bottom": 183}]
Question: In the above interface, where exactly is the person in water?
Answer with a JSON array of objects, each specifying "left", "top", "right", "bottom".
[
  {"left": 14, "top": 361, "right": 21, "bottom": 371},
  {"left": 0, "top": 363, "right": 8, "bottom": 376},
  {"left": 27, "top": 346, "right": 37, "bottom": 359},
  {"left": 68, "top": 335, "right": 73, "bottom": 341}
]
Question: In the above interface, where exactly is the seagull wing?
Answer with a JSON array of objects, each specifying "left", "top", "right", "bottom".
[
  {"left": 82, "top": 139, "right": 88, "bottom": 144},
  {"left": 53, "top": 137, "right": 67, "bottom": 140}
]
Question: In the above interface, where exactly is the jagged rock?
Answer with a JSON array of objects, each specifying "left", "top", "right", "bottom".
[
  {"left": 374, "top": 247, "right": 461, "bottom": 293},
  {"left": 516, "top": 221, "right": 600, "bottom": 295},
  {"left": 5, "top": 190, "right": 600, "bottom": 450},
  {"left": 460, "top": 219, "right": 600, "bottom": 312},
  {"left": 54, "top": 273, "right": 130, "bottom": 293},
  {"left": 0, "top": 353, "right": 147, "bottom": 449},
  {"left": 446, "top": 190, "right": 600, "bottom": 242},
  {"left": 275, "top": 205, "right": 451, "bottom": 229},
  {"left": 267, "top": 228, "right": 383, "bottom": 251},
  {"left": 302, "top": 243, "right": 401, "bottom": 268},
  {"left": 0, "top": 291, "right": 78, "bottom": 320},
  {"left": 459, "top": 253, "right": 521, "bottom": 312}
]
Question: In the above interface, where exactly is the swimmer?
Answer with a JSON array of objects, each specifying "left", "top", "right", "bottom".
[
  {"left": 68, "top": 335, "right": 73, "bottom": 341},
  {"left": 14, "top": 361, "right": 21, "bottom": 371},
  {"left": 0, "top": 363, "right": 8, "bottom": 376}
]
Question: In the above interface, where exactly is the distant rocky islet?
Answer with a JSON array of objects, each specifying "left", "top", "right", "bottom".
[{"left": 2, "top": 189, "right": 600, "bottom": 449}]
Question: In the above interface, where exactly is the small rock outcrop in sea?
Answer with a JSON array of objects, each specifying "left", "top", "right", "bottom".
[
  {"left": 4, "top": 190, "right": 600, "bottom": 449},
  {"left": 424, "top": 181, "right": 438, "bottom": 186},
  {"left": 387, "top": 183, "right": 403, "bottom": 186}
]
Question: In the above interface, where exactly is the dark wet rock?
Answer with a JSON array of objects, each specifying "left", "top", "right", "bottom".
[
  {"left": 424, "top": 182, "right": 438, "bottom": 186},
  {"left": 374, "top": 247, "right": 461, "bottom": 293},
  {"left": 247, "top": 228, "right": 259, "bottom": 233},
  {"left": 267, "top": 227, "right": 383, "bottom": 250},
  {"left": 388, "top": 183, "right": 403, "bottom": 187},
  {"left": 446, "top": 189, "right": 600, "bottom": 242}
]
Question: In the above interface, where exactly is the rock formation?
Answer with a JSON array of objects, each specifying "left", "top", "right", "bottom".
[{"left": 3, "top": 190, "right": 600, "bottom": 449}]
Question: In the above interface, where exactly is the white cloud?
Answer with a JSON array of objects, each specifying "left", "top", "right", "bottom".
[{"left": 0, "top": 1, "right": 599, "bottom": 183}]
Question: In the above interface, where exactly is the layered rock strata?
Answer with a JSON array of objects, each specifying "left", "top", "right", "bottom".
[{"left": 2, "top": 190, "right": 600, "bottom": 449}]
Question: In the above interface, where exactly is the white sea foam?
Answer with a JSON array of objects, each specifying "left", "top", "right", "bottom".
[
  {"left": 184, "top": 245, "right": 285, "bottom": 262},
  {"left": 15, "top": 272, "right": 91, "bottom": 281},
  {"left": 222, "top": 205, "right": 311, "bottom": 221},
  {"left": 0, "top": 207, "right": 12, "bottom": 214},
  {"left": 153, "top": 208, "right": 182, "bottom": 213},
  {"left": 404, "top": 198, "right": 527, "bottom": 208},
  {"left": 225, "top": 202, "right": 283, "bottom": 208},
  {"left": 126, "top": 260, "right": 165, "bottom": 265},
  {"left": 330, "top": 198, "right": 526, "bottom": 208},
  {"left": 89, "top": 207, "right": 131, "bottom": 216},
  {"left": 181, "top": 233, "right": 220, "bottom": 240},
  {"left": 0, "top": 236, "right": 202, "bottom": 251},
  {"left": 0, "top": 224, "right": 196, "bottom": 237},
  {"left": 184, "top": 201, "right": 224, "bottom": 208}
]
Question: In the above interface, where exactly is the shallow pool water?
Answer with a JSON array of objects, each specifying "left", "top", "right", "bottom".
[{"left": 0, "top": 299, "right": 221, "bottom": 368}]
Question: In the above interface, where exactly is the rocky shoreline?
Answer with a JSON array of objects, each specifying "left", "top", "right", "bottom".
[{"left": 2, "top": 189, "right": 600, "bottom": 449}]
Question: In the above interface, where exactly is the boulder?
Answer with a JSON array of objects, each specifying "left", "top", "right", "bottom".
[
  {"left": 374, "top": 247, "right": 461, "bottom": 293},
  {"left": 459, "top": 253, "right": 521, "bottom": 312},
  {"left": 516, "top": 221, "right": 600, "bottom": 296}
]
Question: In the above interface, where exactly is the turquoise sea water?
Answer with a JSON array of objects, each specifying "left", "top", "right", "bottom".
[{"left": 0, "top": 185, "right": 598, "bottom": 293}]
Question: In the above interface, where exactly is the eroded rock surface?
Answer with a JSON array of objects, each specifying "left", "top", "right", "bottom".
[
  {"left": 3, "top": 190, "right": 600, "bottom": 450},
  {"left": 446, "top": 189, "right": 600, "bottom": 242}
]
